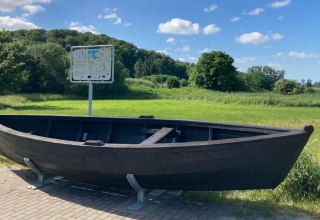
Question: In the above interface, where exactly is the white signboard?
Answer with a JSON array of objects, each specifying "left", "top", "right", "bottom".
[{"left": 70, "top": 45, "right": 114, "bottom": 83}]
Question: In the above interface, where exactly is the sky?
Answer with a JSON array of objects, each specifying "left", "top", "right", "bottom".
[{"left": 0, "top": 0, "right": 319, "bottom": 81}]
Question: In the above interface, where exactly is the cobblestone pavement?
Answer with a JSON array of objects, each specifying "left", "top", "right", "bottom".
[{"left": 0, "top": 168, "right": 314, "bottom": 220}]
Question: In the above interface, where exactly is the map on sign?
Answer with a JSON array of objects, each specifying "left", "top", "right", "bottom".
[{"left": 71, "top": 46, "right": 114, "bottom": 83}]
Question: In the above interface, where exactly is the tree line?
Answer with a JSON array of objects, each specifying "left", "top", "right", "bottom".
[
  {"left": 0, "top": 29, "right": 189, "bottom": 95},
  {"left": 0, "top": 29, "right": 316, "bottom": 96},
  {"left": 188, "top": 51, "right": 317, "bottom": 94}
]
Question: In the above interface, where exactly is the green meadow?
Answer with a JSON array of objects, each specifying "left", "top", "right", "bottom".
[{"left": 0, "top": 90, "right": 319, "bottom": 216}]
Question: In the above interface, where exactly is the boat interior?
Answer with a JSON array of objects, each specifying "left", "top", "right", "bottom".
[{"left": 0, "top": 115, "right": 287, "bottom": 145}]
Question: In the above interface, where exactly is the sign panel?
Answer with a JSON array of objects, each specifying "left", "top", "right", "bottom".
[{"left": 70, "top": 45, "right": 114, "bottom": 83}]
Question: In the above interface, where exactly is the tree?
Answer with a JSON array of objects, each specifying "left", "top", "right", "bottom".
[
  {"left": 306, "top": 79, "right": 312, "bottom": 88},
  {"left": 174, "top": 61, "right": 188, "bottom": 79},
  {"left": 0, "top": 30, "right": 13, "bottom": 44},
  {"left": 242, "top": 72, "right": 270, "bottom": 91},
  {"left": 26, "top": 43, "right": 68, "bottom": 93},
  {"left": 0, "top": 29, "right": 190, "bottom": 94},
  {"left": 247, "top": 66, "right": 285, "bottom": 90},
  {"left": 189, "top": 51, "right": 238, "bottom": 91},
  {"left": 0, "top": 41, "right": 30, "bottom": 94}
]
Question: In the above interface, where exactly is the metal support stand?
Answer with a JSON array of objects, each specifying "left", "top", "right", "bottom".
[
  {"left": 24, "top": 158, "right": 45, "bottom": 190},
  {"left": 88, "top": 82, "right": 93, "bottom": 116},
  {"left": 126, "top": 174, "right": 146, "bottom": 211}
]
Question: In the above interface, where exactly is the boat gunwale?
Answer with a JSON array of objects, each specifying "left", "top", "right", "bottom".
[{"left": 0, "top": 114, "right": 308, "bottom": 149}]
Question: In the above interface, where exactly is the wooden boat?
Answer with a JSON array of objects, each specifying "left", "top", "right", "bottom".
[{"left": 0, "top": 114, "right": 313, "bottom": 191}]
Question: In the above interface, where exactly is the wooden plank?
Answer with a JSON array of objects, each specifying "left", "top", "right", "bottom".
[
  {"left": 139, "top": 127, "right": 174, "bottom": 145},
  {"left": 173, "top": 125, "right": 180, "bottom": 143},
  {"left": 77, "top": 122, "right": 83, "bottom": 141},
  {"left": 142, "top": 124, "right": 148, "bottom": 141},
  {"left": 46, "top": 120, "right": 51, "bottom": 137},
  {"left": 106, "top": 123, "right": 112, "bottom": 143},
  {"left": 208, "top": 127, "right": 213, "bottom": 140}
]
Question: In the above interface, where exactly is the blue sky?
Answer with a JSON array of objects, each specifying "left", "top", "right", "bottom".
[{"left": 0, "top": 0, "right": 319, "bottom": 81}]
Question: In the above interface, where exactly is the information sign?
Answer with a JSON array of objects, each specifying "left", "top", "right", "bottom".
[{"left": 70, "top": 45, "right": 114, "bottom": 83}]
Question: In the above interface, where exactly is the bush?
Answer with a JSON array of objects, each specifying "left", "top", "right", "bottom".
[
  {"left": 305, "top": 87, "right": 315, "bottom": 93},
  {"left": 166, "top": 76, "right": 180, "bottom": 88},
  {"left": 180, "top": 79, "right": 188, "bottom": 87},
  {"left": 273, "top": 79, "right": 304, "bottom": 95},
  {"left": 125, "top": 78, "right": 157, "bottom": 88},
  {"left": 279, "top": 151, "right": 320, "bottom": 201},
  {"left": 142, "top": 74, "right": 172, "bottom": 85}
]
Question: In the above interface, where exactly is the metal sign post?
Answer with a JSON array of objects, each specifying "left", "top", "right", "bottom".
[
  {"left": 70, "top": 45, "right": 115, "bottom": 116},
  {"left": 88, "top": 82, "right": 93, "bottom": 116}
]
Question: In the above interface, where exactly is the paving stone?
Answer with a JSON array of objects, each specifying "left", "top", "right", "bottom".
[{"left": 0, "top": 167, "right": 316, "bottom": 220}]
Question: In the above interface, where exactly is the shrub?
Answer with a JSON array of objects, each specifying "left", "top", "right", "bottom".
[
  {"left": 142, "top": 74, "right": 172, "bottom": 85},
  {"left": 273, "top": 79, "right": 304, "bottom": 95},
  {"left": 166, "top": 76, "right": 180, "bottom": 88},
  {"left": 180, "top": 79, "right": 188, "bottom": 87},
  {"left": 125, "top": 78, "right": 157, "bottom": 88},
  {"left": 278, "top": 151, "right": 320, "bottom": 201},
  {"left": 305, "top": 87, "right": 315, "bottom": 93}
]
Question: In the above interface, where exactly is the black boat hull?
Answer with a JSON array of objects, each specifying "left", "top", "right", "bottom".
[{"left": 0, "top": 115, "right": 313, "bottom": 190}]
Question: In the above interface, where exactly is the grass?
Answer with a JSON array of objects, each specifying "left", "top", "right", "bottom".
[
  {"left": 128, "top": 85, "right": 320, "bottom": 107},
  {"left": 0, "top": 90, "right": 320, "bottom": 217},
  {"left": 0, "top": 155, "right": 16, "bottom": 167}
]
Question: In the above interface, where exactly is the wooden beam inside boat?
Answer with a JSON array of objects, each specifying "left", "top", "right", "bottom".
[
  {"left": 106, "top": 123, "right": 112, "bottom": 143},
  {"left": 139, "top": 127, "right": 174, "bottom": 145}
]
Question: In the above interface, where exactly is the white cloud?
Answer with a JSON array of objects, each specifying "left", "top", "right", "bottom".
[
  {"left": 0, "top": 0, "right": 51, "bottom": 12},
  {"left": 156, "top": 49, "right": 169, "bottom": 55},
  {"left": 230, "top": 17, "right": 241, "bottom": 22},
  {"left": 69, "top": 21, "right": 97, "bottom": 34},
  {"left": 166, "top": 37, "right": 175, "bottom": 44},
  {"left": 200, "top": 48, "right": 211, "bottom": 53},
  {"left": 288, "top": 51, "right": 320, "bottom": 59},
  {"left": 0, "top": 16, "right": 38, "bottom": 30},
  {"left": 107, "top": 7, "right": 118, "bottom": 12},
  {"left": 114, "top": 17, "right": 122, "bottom": 25},
  {"left": 276, "top": 52, "right": 285, "bottom": 58},
  {"left": 235, "top": 32, "right": 284, "bottom": 45},
  {"left": 243, "top": 8, "right": 264, "bottom": 16},
  {"left": 203, "top": 24, "right": 220, "bottom": 35},
  {"left": 277, "top": 15, "right": 284, "bottom": 20},
  {"left": 204, "top": 4, "right": 218, "bottom": 13},
  {"left": 235, "top": 32, "right": 269, "bottom": 44},
  {"left": 178, "top": 45, "right": 190, "bottom": 52},
  {"left": 179, "top": 56, "right": 198, "bottom": 63},
  {"left": 234, "top": 57, "right": 256, "bottom": 64},
  {"left": 269, "top": 0, "right": 291, "bottom": 8},
  {"left": 271, "top": 33, "right": 284, "bottom": 40},
  {"left": 21, "top": 4, "right": 44, "bottom": 17},
  {"left": 103, "top": 13, "right": 117, "bottom": 19},
  {"left": 157, "top": 18, "right": 200, "bottom": 35},
  {"left": 267, "top": 63, "right": 283, "bottom": 68},
  {"left": 100, "top": 8, "right": 126, "bottom": 26}
]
